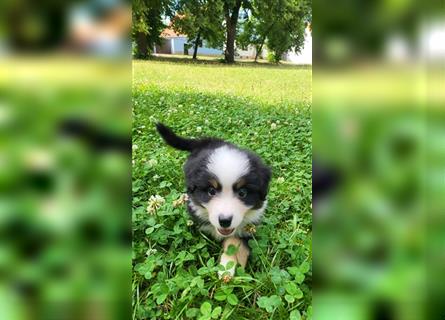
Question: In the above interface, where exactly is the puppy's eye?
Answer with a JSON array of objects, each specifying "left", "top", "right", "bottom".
[
  {"left": 207, "top": 187, "right": 217, "bottom": 196},
  {"left": 238, "top": 188, "right": 248, "bottom": 198}
]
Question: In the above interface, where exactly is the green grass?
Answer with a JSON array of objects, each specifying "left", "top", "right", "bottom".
[
  {"left": 133, "top": 59, "right": 311, "bottom": 106},
  {"left": 132, "top": 59, "right": 312, "bottom": 319}
]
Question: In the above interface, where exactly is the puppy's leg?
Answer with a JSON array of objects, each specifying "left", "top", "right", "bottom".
[
  {"left": 218, "top": 237, "right": 250, "bottom": 279},
  {"left": 236, "top": 238, "right": 250, "bottom": 269},
  {"left": 219, "top": 237, "right": 238, "bottom": 278}
]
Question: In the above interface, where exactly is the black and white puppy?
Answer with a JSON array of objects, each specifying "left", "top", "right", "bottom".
[{"left": 156, "top": 123, "right": 271, "bottom": 278}]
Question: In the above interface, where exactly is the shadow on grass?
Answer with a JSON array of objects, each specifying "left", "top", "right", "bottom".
[{"left": 137, "top": 54, "right": 311, "bottom": 70}]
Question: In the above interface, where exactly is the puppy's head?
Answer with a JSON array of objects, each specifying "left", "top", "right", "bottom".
[{"left": 185, "top": 145, "right": 271, "bottom": 237}]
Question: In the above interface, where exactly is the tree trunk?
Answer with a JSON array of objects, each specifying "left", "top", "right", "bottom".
[
  {"left": 225, "top": 24, "right": 236, "bottom": 63},
  {"left": 192, "top": 31, "right": 201, "bottom": 60},
  {"left": 136, "top": 32, "right": 148, "bottom": 58},
  {"left": 224, "top": 0, "right": 242, "bottom": 64},
  {"left": 254, "top": 40, "right": 265, "bottom": 62},
  {"left": 254, "top": 23, "right": 275, "bottom": 62}
]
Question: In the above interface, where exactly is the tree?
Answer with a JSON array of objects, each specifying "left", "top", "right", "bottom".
[
  {"left": 238, "top": 0, "right": 311, "bottom": 63},
  {"left": 237, "top": 2, "right": 277, "bottom": 62},
  {"left": 237, "top": 15, "right": 262, "bottom": 61},
  {"left": 172, "top": 0, "right": 224, "bottom": 60},
  {"left": 132, "top": 0, "right": 172, "bottom": 58},
  {"left": 267, "top": 0, "right": 311, "bottom": 62}
]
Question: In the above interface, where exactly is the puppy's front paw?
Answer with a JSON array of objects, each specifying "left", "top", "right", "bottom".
[{"left": 218, "top": 256, "right": 236, "bottom": 281}]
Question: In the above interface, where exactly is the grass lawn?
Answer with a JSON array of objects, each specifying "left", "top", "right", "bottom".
[
  {"left": 133, "top": 59, "right": 311, "bottom": 106},
  {"left": 132, "top": 59, "right": 312, "bottom": 319}
]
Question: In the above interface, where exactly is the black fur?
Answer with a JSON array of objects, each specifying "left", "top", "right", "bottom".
[{"left": 156, "top": 123, "right": 225, "bottom": 152}]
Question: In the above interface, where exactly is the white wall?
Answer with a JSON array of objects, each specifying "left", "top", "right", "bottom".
[
  {"left": 194, "top": 45, "right": 223, "bottom": 56},
  {"left": 169, "top": 37, "right": 223, "bottom": 56},
  {"left": 236, "top": 46, "right": 256, "bottom": 58},
  {"left": 284, "top": 28, "right": 312, "bottom": 65},
  {"left": 169, "top": 37, "right": 184, "bottom": 54}
]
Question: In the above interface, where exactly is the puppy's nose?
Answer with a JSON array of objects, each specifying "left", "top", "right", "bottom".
[{"left": 218, "top": 215, "right": 232, "bottom": 228}]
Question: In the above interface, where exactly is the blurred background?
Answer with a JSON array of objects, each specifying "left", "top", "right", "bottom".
[
  {"left": 0, "top": 0, "right": 131, "bottom": 319},
  {"left": 313, "top": 0, "right": 444, "bottom": 319}
]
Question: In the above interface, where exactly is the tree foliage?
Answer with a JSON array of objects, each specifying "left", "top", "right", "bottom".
[
  {"left": 132, "top": 0, "right": 312, "bottom": 63},
  {"left": 171, "top": 0, "right": 224, "bottom": 59},
  {"left": 132, "top": 0, "right": 172, "bottom": 58},
  {"left": 238, "top": 0, "right": 311, "bottom": 62}
]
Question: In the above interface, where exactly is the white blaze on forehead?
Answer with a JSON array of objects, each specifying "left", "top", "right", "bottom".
[{"left": 207, "top": 146, "right": 249, "bottom": 187}]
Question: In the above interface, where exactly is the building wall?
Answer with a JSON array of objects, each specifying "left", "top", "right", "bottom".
[
  {"left": 236, "top": 46, "right": 256, "bottom": 58},
  {"left": 284, "top": 29, "right": 312, "bottom": 65},
  {"left": 168, "top": 37, "right": 223, "bottom": 56},
  {"left": 171, "top": 37, "right": 187, "bottom": 54},
  {"left": 193, "top": 40, "right": 223, "bottom": 55}
]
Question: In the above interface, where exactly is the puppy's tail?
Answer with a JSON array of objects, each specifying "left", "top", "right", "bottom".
[{"left": 156, "top": 123, "right": 205, "bottom": 152}]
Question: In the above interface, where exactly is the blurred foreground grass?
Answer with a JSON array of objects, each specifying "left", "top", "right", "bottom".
[
  {"left": 313, "top": 63, "right": 445, "bottom": 320},
  {"left": 0, "top": 57, "right": 131, "bottom": 320}
]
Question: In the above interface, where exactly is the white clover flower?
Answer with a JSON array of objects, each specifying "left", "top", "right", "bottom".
[
  {"left": 146, "top": 248, "right": 158, "bottom": 256},
  {"left": 277, "top": 177, "right": 285, "bottom": 184},
  {"left": 148, "top": 159, "right": 158, "bottom": 167},
  {"left": 147, "top": 195, "right": 165, "bottom": 214},
  {"left": 173, "top": 193, "right": 189, "bottom": 208},
  {"left": 132, "top": 144, "right": 138, "bottom": 150},
  {"left": 196, "top": 126, "right": 202, "bottom": 133},
  {"left": 271, "top": 123, "right": 277, "bottom": 130}
]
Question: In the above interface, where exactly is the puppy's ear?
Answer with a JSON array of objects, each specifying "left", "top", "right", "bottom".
[{"left": 259, "top": 165, "right": 272, "bottom": 200}]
